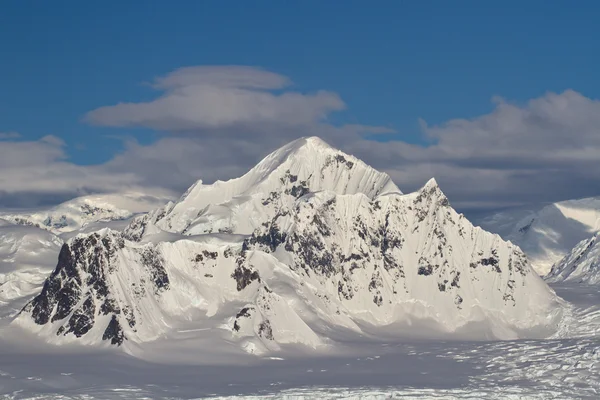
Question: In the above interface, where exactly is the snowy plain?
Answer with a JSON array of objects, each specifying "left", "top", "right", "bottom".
[{"left": 0, "top": 282, "right": 598, "bottom": 399}]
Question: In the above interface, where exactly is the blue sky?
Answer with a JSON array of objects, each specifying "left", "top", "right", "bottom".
[{"left": 1, "top": 1, "right": 600, "bottom": 211}]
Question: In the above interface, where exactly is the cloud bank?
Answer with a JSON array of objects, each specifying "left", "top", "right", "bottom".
[{"left": 2, "top": 66, "right": 600, "bottom": 215}]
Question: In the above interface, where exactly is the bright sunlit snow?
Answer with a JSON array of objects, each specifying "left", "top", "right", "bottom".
[{"left": 0, "top": 137, "right": 598, "bottom": 399}]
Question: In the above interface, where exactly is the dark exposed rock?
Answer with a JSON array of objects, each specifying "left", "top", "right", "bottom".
[
  {"left": 203, "top": 250, "right": 218, "bottom": 260},
  {"left": 247, "top": 225, "right": 287, "bottom": 252},
  {"left": 279, "top": 170, "right": 298, "bottom": 184},
  {"left": 418, "top": 265, "right": 433, "bottom": 276},
  {"left": 231, "top": 265, "right": 260, "bottom": 291},
  {"left": 262, "top": 191, "right": 280, "bottom": 206},
  {"left": 288, "top": 184, "right": 309, "bottom": 199},
  {"left": 334, "top": 154, "right": 354, "bottom": 169},
  {"left": 28, "top": 244, "right": 79, "bottom": 325},
  {"left": 480, "top": 257, "right": 501, "bottom": 273},
  {"left": 102, "top": 315, "right": 125, "bottom": 346},
  {"left": 123, "top": 306, "right": 136, "bottom": 329},
  {"left": 338, "top": 280, "right": 354, "bottom": 300},
  {"left": 100, "top": 298, "right": 120, "bottom": 315},
  {"left": 451, "top": 272, "right": 461, "bottom": 288},
  {"left": 290, "top": 231, "right": 335, "bottom": 277},
  {"left": 64, "top": 296, "right": 96, "bottom": 337},
  {"left": 236, "top": 307, "right": 252, "bottom": 318},
  {"left": 373, "top": 295, "right": 383, "bottom": 306},
  {"left": 257, "top": 319, "right": 274, "bottom": 340},
  {"left": 141, "top": 248, "right": 170, "bottom": 292},
  {"left": 455, "top": 295, "right": 463, "bottom": 308}
]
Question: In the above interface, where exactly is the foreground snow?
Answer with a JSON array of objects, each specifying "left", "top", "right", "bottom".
[{"left": 0, "top": 283, "right": 598, "bottom": 399}]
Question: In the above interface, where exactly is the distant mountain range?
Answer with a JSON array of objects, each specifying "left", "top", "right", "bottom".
[{"left": 476, "top": 197, "right": 600, "bottom": 276}]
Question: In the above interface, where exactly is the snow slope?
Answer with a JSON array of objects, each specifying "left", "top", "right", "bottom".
[
  {"left": 477, "top": 197, "right": 600, "bottom": 276},
  {"left": 546, "top": 232, "right": 600, "bottom": 284},
  {"left": 13, "top": 137, "right": 564, "bottom": 353},
  {"left": 124, "top": 136, "right": 400, "bottom": 240},
  {"left": 0, "top": 191, "right": 172, "bottom": 234},
  {"left": 0, "top": 220, "right": 62, "bottom": 320}
]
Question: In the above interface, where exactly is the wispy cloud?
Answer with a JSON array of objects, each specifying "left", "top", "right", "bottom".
[{"left": 0, "top": 131, "right": 21, "bottom": 140}]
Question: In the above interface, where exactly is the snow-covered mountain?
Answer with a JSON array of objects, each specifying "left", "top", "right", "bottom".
[
  {"left": 477, "top": 197, "right": 600, "bottom": 276},
  {"left": 13, "top": 137, "right": 564, "bottom": 354},
  {"left": 0, "top": 191, "right": 172, "bottom": 235},
  {"left": 546, "top": 232, "right": 600, "bottom": 285},
  {"left": 123, "top": 137, "right": 400, "bottom": 240},
  {"left": 0, "top": 220, "right": 62, "bottom": 320}
]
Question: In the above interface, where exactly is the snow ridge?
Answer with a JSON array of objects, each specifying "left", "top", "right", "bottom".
[
  {"left": 124, "top": 137, "right": 400, "bottom": 240},
  {"left": 546, "top": 232, "right": 600, "bottom": 284}
]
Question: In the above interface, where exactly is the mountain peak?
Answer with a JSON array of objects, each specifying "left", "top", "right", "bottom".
[
  {"left": 423, "top": 177, "right": 439, "bottom": 189},
  {"left": 301, "top": 135, "right": 332, "bottom": 148},
  {"left": 140, "top": 136, "right": 401, "bottom": 235}
]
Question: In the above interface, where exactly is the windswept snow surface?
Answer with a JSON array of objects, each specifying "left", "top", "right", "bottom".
[
  {"left": 0, "top": 283, "right": 598, "bottom": 399},
  {"left": 477, "top": 197, "right": 600, "bottom": 276}
]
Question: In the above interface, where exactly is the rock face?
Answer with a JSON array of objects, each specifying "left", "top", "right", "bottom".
[
  {"left": 477, "top": 197, "right": 600, "bottom": 276},
  {"left": 15, "top": 137, "right": 564, "bottom": 352},
  {"left": 546, "top": 232, "right": 600, "bottom": 285}
]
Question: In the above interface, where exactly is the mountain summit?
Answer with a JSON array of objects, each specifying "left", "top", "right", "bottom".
[
  {"left": 124, "top": 136, "right": 400, "bottom": 239},
  {"left": 14, "top": 137, "right": 564, "bottom": 355}
]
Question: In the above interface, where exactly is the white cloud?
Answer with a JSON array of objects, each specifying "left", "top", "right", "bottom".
[
  {"left": 341, "top": 90, "right": 600, "bottom": 211},
  {"left": 85, "top": 66, "right": 345, "bottom": 131},
  {"left": 2, "top": 65, "right": 600, "bottom": 215}
]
